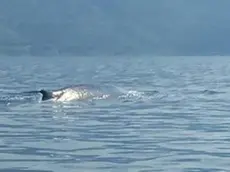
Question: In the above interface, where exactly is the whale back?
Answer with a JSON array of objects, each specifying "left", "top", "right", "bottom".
[
  {"left": 39, "top": 84, "right": 113, "bottom": 102},
  {"left": 53, "top": 88, "right": 93, "bottom": 101},
  {"left": 39, "top": 87, "right": 93, "bottom": 101}
]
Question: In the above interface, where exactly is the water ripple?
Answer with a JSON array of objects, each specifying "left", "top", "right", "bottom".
[{"left": 1, "top": 56, "right": 230, "bottom": 171}]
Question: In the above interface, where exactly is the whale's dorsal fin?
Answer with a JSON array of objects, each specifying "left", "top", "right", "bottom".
[
  {"left": 39, "top": 89, "right": 64, "bottom": 101},
  {"left": 39, "top": 89, "right": 54, "bottom": 101}
]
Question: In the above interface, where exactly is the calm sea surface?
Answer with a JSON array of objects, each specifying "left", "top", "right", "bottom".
[{"left": 0, "top": 56, "right": 230, "bottom": 172}]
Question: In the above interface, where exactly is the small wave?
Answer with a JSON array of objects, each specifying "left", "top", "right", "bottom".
[
  {"left": 118, "top": 89, "right": 162, "bottom": 103},
  {"left": 186, "top": 89, "right": 226, "bottom": 95},
  {"left": 93, "top": 94, "right": 110, "bottom": 100},
  {"left": 0, "top": 86, "right": 163, "bottom": 107},
  {"left": 201, "top": 90, "right": 225, "bottom": 95},
  {"left": 0, "top": 91, "right": 41, "bottom": 106}
]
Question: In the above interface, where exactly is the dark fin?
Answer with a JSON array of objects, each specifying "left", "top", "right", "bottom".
[{"left": 39, "top": 89, "right": 54, "bottom": 101}]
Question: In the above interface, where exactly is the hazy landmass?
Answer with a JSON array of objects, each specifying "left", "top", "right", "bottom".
[{"left": 0, "top": 0, "right": 229, "bottom": 56}]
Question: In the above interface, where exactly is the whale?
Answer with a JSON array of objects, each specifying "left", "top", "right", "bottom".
[{"left": 38, "top": 84, "right": 109, "bottom": 102}]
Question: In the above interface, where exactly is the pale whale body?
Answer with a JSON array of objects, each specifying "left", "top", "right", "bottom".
[{"left": 39, "top": 84, "right": 110, "bottom": 102}]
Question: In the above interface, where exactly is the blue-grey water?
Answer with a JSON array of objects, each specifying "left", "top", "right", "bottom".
[{"left": 0, "top": 55, "right": 230, "bottom": 172}]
